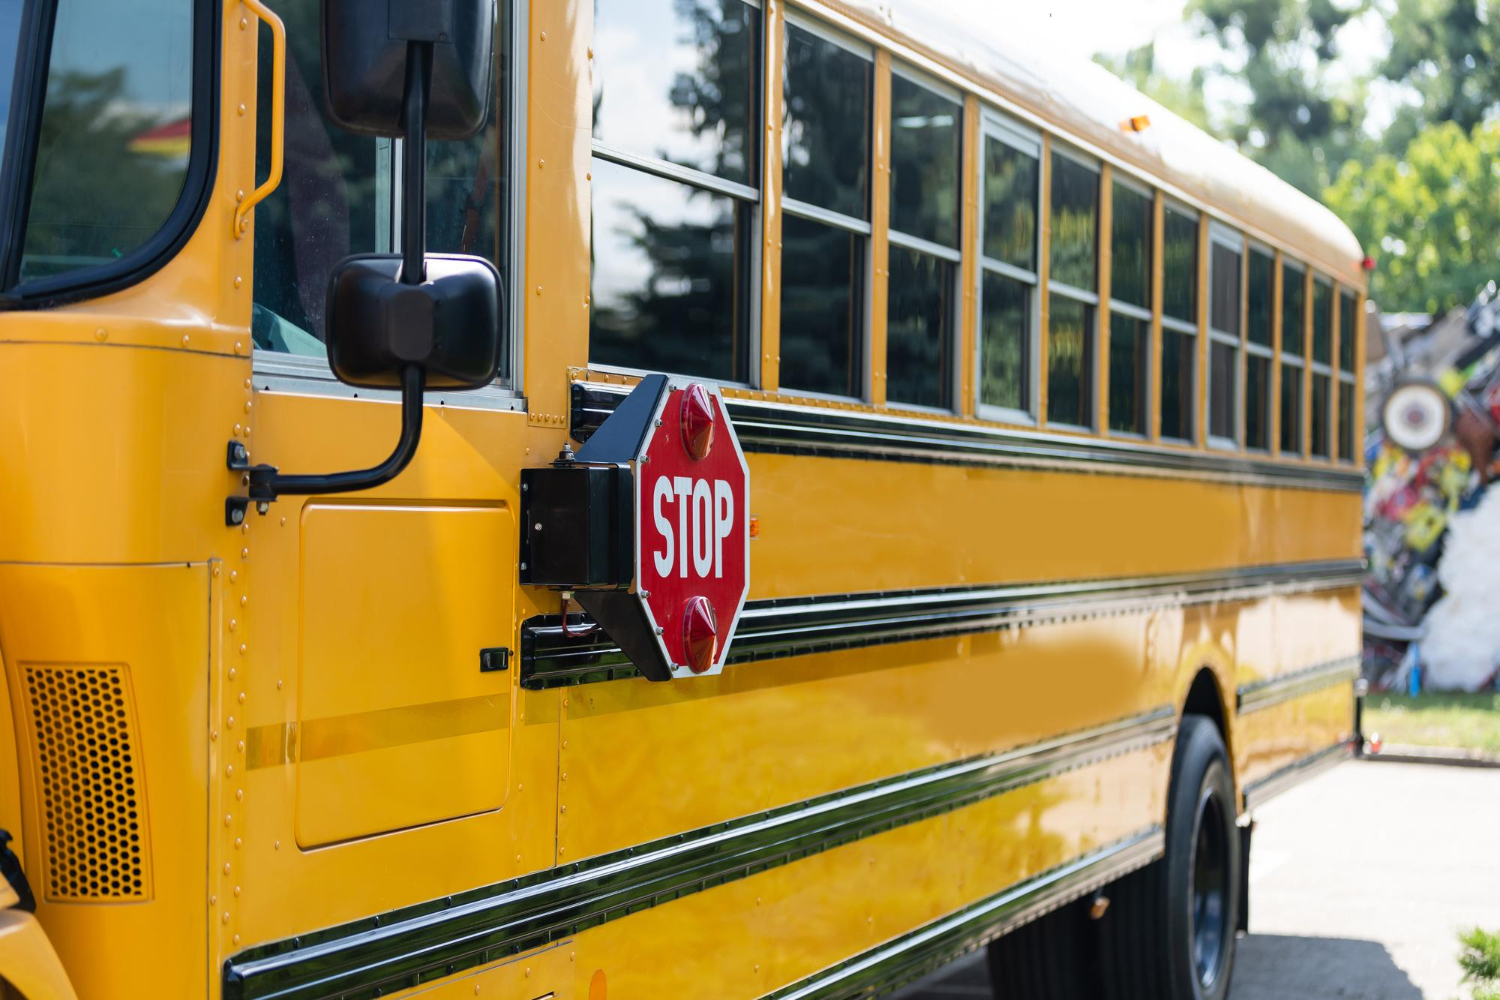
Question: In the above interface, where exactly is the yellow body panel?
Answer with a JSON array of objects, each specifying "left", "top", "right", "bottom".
[{"left": 0, "top": 0, "right": 1364, "bottom": 996}]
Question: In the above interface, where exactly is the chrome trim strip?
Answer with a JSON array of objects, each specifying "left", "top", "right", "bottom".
[
  {"left": 223, "top": 710, "right": 1175, "bottom": 1000},
  {"left": 1236, "top": 655, "right": 1360, "bottom": 715},
  {"left": 763, "top": 828, "right": 1165, "bottom": 1000},
  {"left": 1242, "top": 740, "right": 1353, "bottom": 814},
  {"left": 569, "top": 382, "right": 1365, "bottom": 492},
  {"left": 521, "top": 560, "right": 1365, "bottom": 689}
]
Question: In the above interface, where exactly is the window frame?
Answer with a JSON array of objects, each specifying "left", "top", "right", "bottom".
[
  {"left": 1278, "top": 256, "right": 1308, "bottom": 456},
  {"left": 1337, "top": 286, "right": 1359, "bottom": 464},
  {"left": 587, "top": 0, "right": 764, "bottom": 391},
  {"left": 777, "top": 11, "right": 873, "bottom": 403},
  {"left": 1206, "top": 220, "right": 1242, "bottom": 451},
  {"left": 0, "top": 0, "right": 221, "bottom": 308},
  {"left": 252, "top": 0, "right": 529, "bottom": 408},
  {"left": 1307, "top": 273, "right": 1335, "bottom": 460},
  {"left": 885, "top": 61, "right": 963, "bottom": 414},
  {"left": 1158, "top": 198, "right": 1199, "bottom": 444},
  {"left": 1243, "top": 240, "right": 1276, "bottom": 454},
  {"left": 973, "top": 110, "right": 1043, "bottom": 425},
  {"left": 1106, "top": 172, "right": 1153, "bottom": 440},
  {"left": 1044, "top": 142, "right": 1101, "bottom": 432}
]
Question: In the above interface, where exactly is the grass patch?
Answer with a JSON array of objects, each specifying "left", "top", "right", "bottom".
[{"left": 1364, "top": 691, "right": 1500, "bottom": 754}]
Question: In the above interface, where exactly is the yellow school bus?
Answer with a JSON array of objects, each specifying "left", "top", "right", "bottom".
[{"left": 0, "top": 0, "right": 1365, "bottom": 998}]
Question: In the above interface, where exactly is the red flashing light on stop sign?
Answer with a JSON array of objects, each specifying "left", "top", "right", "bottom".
[
  {"left": 682, "top": 595, "right": 718, "bottom": 673},
  {"left": 680, "top": 382, "right": 716, "bottom": 460}
]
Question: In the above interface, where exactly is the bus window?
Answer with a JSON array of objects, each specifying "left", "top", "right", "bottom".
[
  {"left": 18, "top": 0, "right": 193, "bottom": 283},
  {"left": 1310, "top": 278, "right": 1333, "bottom": 458},
  {"left": 887, "top": 70, "right": 961, "bottom": 410},
  {"left": 1046, "top": 149, "right": 1099, "bottom": 429},
  {"left": 250, "top": 0, "right": 514, "bottom": 374},
  {"left": 589, "top": 0, "right": 758, "bottom": 383},
  {"left": 1208, "top": 227, "right": 1242, "bottom": 446},
  {"left": 0, "top": 3, "right": 19, "bottom": 150},
  {"left": 1108, "top": 179, "right": 1152, "bottom": 435},
  {"left": 977, "top": 119, "right": 1040, "bottom": 420},
  {"left": 1338, "top": 288, "right": 1358, "bottom": 460},
  {"left": 780, "top": 19, "right": 871, "bottom": 399},
  {"left": 1160, "top": 204, "right": 1199, "bottom": 442},
  {"left": 1245, "top": 248, "right": 1275, "bottom": 450},
  {"left": 1280, "top": 260, "right": 1306, "bottom": 454}
]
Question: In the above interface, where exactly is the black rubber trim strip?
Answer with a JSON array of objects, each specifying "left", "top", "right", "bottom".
[
  {"left": 761, "top": 827, "right": 1165, "bottom": 1000},
  {"left": 0, "top": 0, "right": 221, "bottom": 309},
  {"left": 521, "top": 559, "right": 1366, "bottom": 689},
  {"left": 571, "top": 382, "right": 1364, "bottom": 493},
  {"left": 222, "top": 708, "right": 1177, "bottom": 1000},
  {"left": 1236, "top": 655, "right": 1361, "bottom": 715},
  {"left": 1241, "top": 739, "right": 1354, "bottom": 813}
]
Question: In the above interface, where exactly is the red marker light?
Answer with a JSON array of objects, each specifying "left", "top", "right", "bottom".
[
  {"left": 681, "top": 595, "right": 718, "bottom": 674},
  {"left": 680, "top": 383, "right": 715, "bottom": 460},
  {"left": 1362, "top": 255, "right": 1376, "bottom": 272}
]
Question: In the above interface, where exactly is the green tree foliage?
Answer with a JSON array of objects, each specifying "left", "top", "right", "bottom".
[
  {"left": 1326, "top": 121, "right": 1500, "bottom": 312},
  {"left": 1458, "top": 927, "right": 1500, "bottom": 1000},
  {"left": 1381, "top": 0, "right": 1500, "bottom": 149}
]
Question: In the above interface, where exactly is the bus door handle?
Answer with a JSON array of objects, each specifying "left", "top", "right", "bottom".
[{"left": 235, "top": 0, "right": 286, "bottom": 239}]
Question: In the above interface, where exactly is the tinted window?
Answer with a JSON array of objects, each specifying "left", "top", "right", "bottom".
[
  {"left": 590, "top": 159, "right": 751, "bottom": 381},
  {"left": 781, "top": 213, "right": 862, "bottom": 396},
  {"left": 1247, "top": 249, "right": 1274, "bottom": 347},
  {"left": 783, "top": 25, "right": 869, "bottom": 219},
  {"left": 1311, "top": 373, "right": 1330, "bottom": 457},
  {"left": 887, "top": 248, "right": 953, "bottom": 407},
  {"left": 980, "top": 268, "right": 1030, "bottom": 413},
  {"left": 1282, "top": 264, "right": 1305, "bottom": 357},
  {"left": 1162, "top": 207, "right": 1197, "bottom": 324},
  {"left": 1049, "top": 153, "right": 1097, "bottom": 290},
  {"left": 890, "top": 74, "right": 959, "bottom": 247},
  {"left": 1246, "top": 354, "right": 1271, "bottom": 449},
  {"left": 251, "top": 0, "right": 515, "bottom": 372},
  {"left": 1210, "top": 242, "right": 1241, "bottom": 336},
  {"left": 1109, "top": 313, "right": 1148, "bottom": 434},
  {"left": 593, "top": 0, "right": 758, "bottom": 185},
  {"left": 0, "top": 3, "right": 20, "bottom": 150},
  {"left": 1161, "top": 329, "right": 1195, "bottom": 441},
  {"left": 1339, "top": 387, "right": 1355, "bottom": 460},
  {"left": 19, "top": 0, "right": 194, "bottom": 282},
  {"left": 1280, "top": 366, "right": 1303, "bottom": 453},
  {"left": 982, "top": 136, "right": 1037, "bottom": 270},
  {"left": 1312, "top": 280, "right": 1332, "bottom": 364},
  {"left": 252, "top": 0, "right": 380, "bottom": 354},
  {"left": 1047, "top": 295, "right": 1093, "bottom": 426},
  {"left": 1339, "top": 289, "right": 1357, "bottom": 370},
  {"left": 1210, "top": 340, "right": 1236, "bottom": 440},
  {"left": 1111, "top": 182, "right": 1151, "bottom": 309}
]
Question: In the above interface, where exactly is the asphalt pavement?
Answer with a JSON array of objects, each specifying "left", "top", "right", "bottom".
[{"left": 898, "top": 759, "right": 1500, "bottom": 1000}]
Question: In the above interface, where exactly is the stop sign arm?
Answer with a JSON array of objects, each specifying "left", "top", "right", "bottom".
[{"left": 520, "top": 374, "right": 675, "bottom": 681}]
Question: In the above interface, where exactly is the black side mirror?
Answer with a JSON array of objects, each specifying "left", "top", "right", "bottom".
[{"left": 224, "top": 0, "right": 503, "bottom": 525}]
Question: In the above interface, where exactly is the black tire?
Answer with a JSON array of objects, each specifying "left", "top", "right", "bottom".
[
  {"left": 986, "top": 897, "right": 1095, "bottom": 1000},
  {"left": 1100, "top": 715, "right": 1242, "bottom": 1000}
]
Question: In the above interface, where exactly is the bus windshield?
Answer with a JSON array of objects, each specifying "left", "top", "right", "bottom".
[{"left": 0, "top": 3, "right": 20, "bottom": 152}]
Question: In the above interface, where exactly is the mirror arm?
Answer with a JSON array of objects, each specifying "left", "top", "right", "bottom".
[
  {"left": 225, "top": 365, "right": 427, "bottom": 525},
  {"left": 224, "top": 44, "right": 437, "bottom": 528}
]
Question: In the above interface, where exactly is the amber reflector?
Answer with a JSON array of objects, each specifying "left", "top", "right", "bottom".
[
  {"left": 681, "top": 595, "right": 719, "bottom": 673},
  {"left": 680, "top": 383, "right": 716, "bottom": 460}
]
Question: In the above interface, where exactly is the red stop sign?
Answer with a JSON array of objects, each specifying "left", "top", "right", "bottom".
[{"left": 634, "top": 381, "right": 750, "bottom": 677}]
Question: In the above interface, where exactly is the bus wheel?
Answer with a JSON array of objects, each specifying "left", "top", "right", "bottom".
[{"left": 1100, "top": 714, "right": 1242, "bottom": 1000}]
